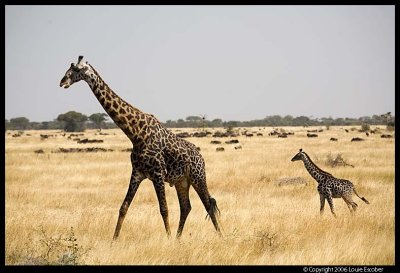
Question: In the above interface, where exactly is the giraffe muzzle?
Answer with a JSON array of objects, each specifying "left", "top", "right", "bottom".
[{"left": 60, "top": 77, "right": 71, "bottom": 89}]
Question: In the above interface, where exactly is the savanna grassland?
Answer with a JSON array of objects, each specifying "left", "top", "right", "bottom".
[{"left": 5, "top": 125, "right": 395, "bottom": 265}]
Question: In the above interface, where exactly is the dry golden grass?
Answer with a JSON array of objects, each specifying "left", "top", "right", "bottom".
[{"left": 5, "top": 126, "right": 394, "bottom": 265}]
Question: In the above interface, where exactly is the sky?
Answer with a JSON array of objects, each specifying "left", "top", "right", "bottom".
[{"left": 5, "top": 5, "right": 395, "bottom": 123}]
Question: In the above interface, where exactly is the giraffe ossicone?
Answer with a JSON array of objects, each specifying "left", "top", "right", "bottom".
[{"left": 60, "top": 56, "right": 221, "bottom": 239}]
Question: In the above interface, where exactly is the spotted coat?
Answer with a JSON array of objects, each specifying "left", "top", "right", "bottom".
[
  {"left": 60, "top": 56, "right": 221, "bottom": 239},
  {"left": 291, "top": 149, "right": 369, "bottom": 217}
]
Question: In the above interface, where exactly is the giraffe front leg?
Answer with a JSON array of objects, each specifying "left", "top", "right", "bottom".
[
  {"left": 319, "top": 193, "right": 326, "bottom": 216},
  {"left": 113, "top": 170, "right": 144, "bottom": 240},
  {"left": 326, "top": 193, "right": 337, "bottom": 218},
  {"left": 153, "top": 178, "right": 171, "bottom": 237}
]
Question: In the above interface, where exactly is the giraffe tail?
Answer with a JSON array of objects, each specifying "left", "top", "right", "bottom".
[
  {"left": 354, "top": 188, "right": 370, "bottom": 204},
  {"left": 205, "top": 197, "right": 221, "bottom": 220}
]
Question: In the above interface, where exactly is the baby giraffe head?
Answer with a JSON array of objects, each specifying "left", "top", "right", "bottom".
[
  {"left": 291, "top": 148, "right": 305, "bottom": 162},
  {"left": 60, "top": 56, "right": 90, "bottom": 89}
]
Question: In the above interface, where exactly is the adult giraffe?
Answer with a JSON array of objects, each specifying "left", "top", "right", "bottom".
[{"left": 60, "top": 56, "right": 221, "bottom": 239}]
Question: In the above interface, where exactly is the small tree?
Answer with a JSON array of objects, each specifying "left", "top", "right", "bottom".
[
  {"left": 185, "top": 116, "right": 202, "bottom": 122},
  {"left": 89, "top": 113, "right": 108, "bottom": 131},
  {"left": 292, "top": 116, "right": 310, "bottom": 127},
  {"left": 57, "top": 111, "right": 88, "bottom": 132},
  {"left": 9, "top": 117, "right": 30, "bottom": 130},
  {"left": 382, "top": 112, "right": 395, "bottom": 131},
  {"left": 360, "top": 123, "right": 370, "bottom": 132},
  {"left": 211, "top": 118, "right": 223, "bottom": 128}
]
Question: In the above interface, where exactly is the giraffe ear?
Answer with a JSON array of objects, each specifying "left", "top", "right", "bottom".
[{"left": 70, "top": 63, "right": 79, "bottom": 71}]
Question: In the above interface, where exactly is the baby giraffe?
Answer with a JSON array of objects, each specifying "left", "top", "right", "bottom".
[{"left": 291, "top": 149, "right": 369, "bottom": 217}]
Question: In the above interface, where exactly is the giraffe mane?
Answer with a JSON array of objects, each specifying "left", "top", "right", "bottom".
[
  {"left": 86, "top": 63, "right": 142, "bottom": 113},
  {"left": 87, "top": 64, "right": 101, "bottom": 80},
  {"left": 302, "top": 151, "right": 332, "bottom": 176}
]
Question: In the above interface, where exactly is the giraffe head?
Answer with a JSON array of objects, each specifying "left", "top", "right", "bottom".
[
  {"left": 60, "top": 56, "right": 90, "bottom": 89},
  {"left": 291, "top": 148, "right": 305, "bottom": 162}
]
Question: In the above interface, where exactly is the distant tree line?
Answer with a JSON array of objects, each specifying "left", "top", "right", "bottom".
[
  {"left": 164, "top": 113, "right": 395, "bottom": 129},
  {"left": 5, "top": 111, "right": 116, "bottom": 132},
  {"left": 5, "top": 111, "right": 395, "bottom": 132}
]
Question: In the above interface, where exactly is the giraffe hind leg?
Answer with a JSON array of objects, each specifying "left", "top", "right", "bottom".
[
  {"left": 343, "top": 195, "right": 358, "bottom": 213},
  {"left": 206, "top": 197, "right": 221, "bottom": 220},
  {"left": 343, "top": 198, "right": 356, "bottom": 213},
  {"left": 351, "top": 201, "right": 358, "bottom": 211},
  {"left": 175, "top": 178, "right": 191, "bottom": 238},
  {"left": 191, "top": 181, "right": 221, "bottom": 236}
]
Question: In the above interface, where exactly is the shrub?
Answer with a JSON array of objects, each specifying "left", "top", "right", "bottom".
[
  {"left": 7, "top": 226, "right": 90, "bottom": 265},
  {"left": 360, "top": 123, "right": 370, "bottom": 132},
  {"left": 252, "top": 227, "right": 285, "bottom": 255},
  {"left": 325, "top": 153, "right": 354, "bottom": 168}
]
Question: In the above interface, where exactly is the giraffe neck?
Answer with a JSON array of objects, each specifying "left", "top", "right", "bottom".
[
  {"left": 83, "top": 64, "right": 154, "bottom": 145},
  {"left": 301, "top": 153, "right": 331, "bottom": 183}
]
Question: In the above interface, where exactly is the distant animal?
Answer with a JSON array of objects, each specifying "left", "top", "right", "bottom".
[
  {"left": 193, "top": 131, "right": 208, "bottom": 138},
  {"left": 365, "top": 132, "right": 369, "bottom": 137},
  {"left": 291, "top": 149, "right": 369, "bottom": 217},
  {"left": 351, "top": 137, "right": 364, "bottom": 142},
  {"left": 176, "top": 132, "right": 191, "bottom": 138},
  {"left": 234, "top": 145, "right": 242, "bottom": 150},
  {"left": 40, "top": 134, "right": 50, "bottom": 139},
  {"left": 269, "top": 130, "right": 279, "bottom": 136},
  {"left": 77, "top": 138, "right": 104, "bottom": 144},
  {"left": 216, "top": 147, "right": 225, "bottom": 152},
  {"left": 330, "top": 138, "right": 338, "bottom": 141},
  {"left": 307, "top": 133, "right": 318, "bottom": 138},
  {"left": 59, "top": 56, "right": 221, "bottom": 239}
]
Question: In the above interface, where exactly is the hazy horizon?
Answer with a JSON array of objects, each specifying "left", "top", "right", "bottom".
[
  {"left": 4, "top": 111, "right": 395, "bottom": 124},
  {"left": 5, "top": 5, "right": 395, "bottom": 123}
]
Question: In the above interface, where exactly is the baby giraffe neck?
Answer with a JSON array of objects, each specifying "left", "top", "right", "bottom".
[{"left": 301, "top": 154, "right": 329, "bottom": 183}]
